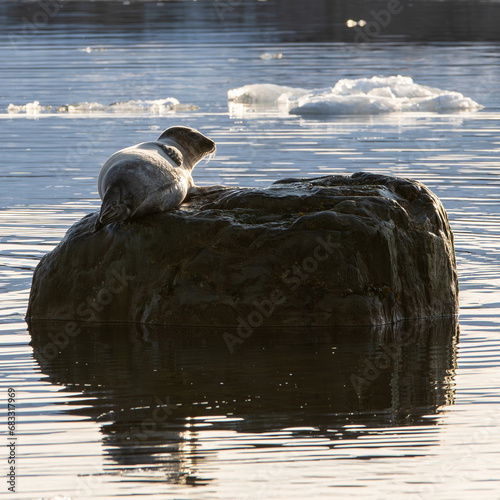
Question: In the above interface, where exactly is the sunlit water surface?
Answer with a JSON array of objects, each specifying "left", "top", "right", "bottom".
[{"left": 1, "top": 2, "right": 500, "bottom": 499}]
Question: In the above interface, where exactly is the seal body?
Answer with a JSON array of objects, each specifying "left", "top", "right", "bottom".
[{"left": 95, "top": 126, "right": 216, "bottom": 231}]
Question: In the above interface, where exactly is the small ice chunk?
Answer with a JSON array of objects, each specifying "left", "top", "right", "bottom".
[
  {"left": 58, "top": 102, "right": 108, "bottom": 113},
  {"left": 7, "top": 101, "right": 48, "bottom": 114},
  {"left": 108, "top": 98, "right": 180, "bottom": 113},
  {"left": 227, "top": 83, "right": 308, "bottom": 104},
  {"left": 260, "top": 52, "right": 283, "bottom": 60},
  {"left": 346, "top": 19, "right": 366, "bottom": 27},
  {"left": 78, "top": 46, "right": 105, "bottom": 53}
]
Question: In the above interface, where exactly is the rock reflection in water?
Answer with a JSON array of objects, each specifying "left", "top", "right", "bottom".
[{"left": 29, "top": 320, "right": 458, "bottom": 481}]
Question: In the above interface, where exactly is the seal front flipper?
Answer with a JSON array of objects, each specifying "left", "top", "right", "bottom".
[
  {"left": 94, "top": 186, "right": 132, "bottom": 232},
  {"left": 185, "top": 184, "right": 234, "bottom": 202}
]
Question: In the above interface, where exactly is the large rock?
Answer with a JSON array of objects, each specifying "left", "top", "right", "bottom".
[{"left": 26, "top": 173, "right": 459, "bottom": 327}]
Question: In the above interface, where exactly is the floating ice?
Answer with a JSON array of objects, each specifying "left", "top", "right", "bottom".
[
  {"left": 6, "top": 98, "right": 198, "bottom": 115},
  {"left": 7, "top": 101, "right": 47, "bottom": 114},
  {"left": 78, "top": 46, "right": 106, "bottom": 53},
  {"left": 227, "top": 76, "right": 483, "bottom": 116},
  {"left": 291, "top": 76, "right": 483, "bottom": 115},
  {"left": 259, "top": 52, "right": 283, "bottom": 60},
  {"left": 227, "top": 83, "right": 308, "bottom": 104},
  {"left": 56, "top": 98, "right": 185, "bottom": 113},
  {"left": 346, "top": 19, "right": 366, "bottom": 27}
]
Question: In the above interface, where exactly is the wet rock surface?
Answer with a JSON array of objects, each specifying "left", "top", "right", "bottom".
[{"left": 27, "top": 173, "right": 459, "bottom": 326}]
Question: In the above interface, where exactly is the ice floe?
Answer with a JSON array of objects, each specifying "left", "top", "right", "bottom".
[
  {"left": 6, "top": 98, "right": 198, "bottom": 115},
  {"left": 227, "top": 76, "right": 483, "bottom": 116},
  {"left": 259, "top": 52, "right": 283, "bottom": 60},
  {"left": 78, "top": 46, "right": 106, "bottom": 53},
  {"left": 227, "top": 83, "right": 308, "bottom": 104}
]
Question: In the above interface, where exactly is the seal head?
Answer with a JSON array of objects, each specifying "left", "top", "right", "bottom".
[
  {"left": 94, "top": 126, "right": 216, "bottom": 232},
  {"left": 157, "top": 126, "right": 216, "bottom": 170}
]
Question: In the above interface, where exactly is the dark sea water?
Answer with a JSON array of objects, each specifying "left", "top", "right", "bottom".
[{"left": 1, "top": 1, "right": 500, "bottom": 498}]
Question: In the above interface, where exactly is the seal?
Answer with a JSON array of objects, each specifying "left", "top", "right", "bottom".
[{"left": 94, "top": 126, "right": 217, "bottom": 231}]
